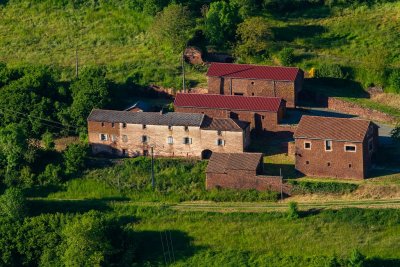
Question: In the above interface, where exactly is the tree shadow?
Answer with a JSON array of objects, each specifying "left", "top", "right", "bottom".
[
  {"left": 272, "top": 25, "right": 326, "bottom": 42},
  {"left": 134, "top": 230, "right": 205, "bottom": 265},
  {"left": 366, "top": 258, "right": 400, "bottom": 267},
  {"left": 303, "top": 78, "right": 368, "bottom": 99},
  {"left": 23, "top": 185, "right": 64, "bottom": 198},
  {"left": 299, "top": 208, "right": 323, "bottom": 218}
]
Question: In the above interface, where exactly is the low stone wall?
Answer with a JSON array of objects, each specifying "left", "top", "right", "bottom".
[{"left": 328, "top": 97, "right": 398, "bottom": 123}]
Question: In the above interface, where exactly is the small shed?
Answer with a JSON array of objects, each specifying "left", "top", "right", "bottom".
[{"left": 124, "top": 101, "right": 152, "bottom": 112}]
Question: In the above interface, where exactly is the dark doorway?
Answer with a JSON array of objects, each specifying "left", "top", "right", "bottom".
[
  {"left": 201, "top": 149, "right": 213, "bottom": 160},
  {"left": 143, "top": 150, "right": 149, "bottom": 156}
]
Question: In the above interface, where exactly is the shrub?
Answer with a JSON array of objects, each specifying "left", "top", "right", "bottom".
[
  {"left": 387, "top": 69, "right": 400, "bottom": 93},
  {"left": 63, "top": 143, "right": 88, "bottom": 176},
  {"left": 278, "top": 48, "right": 295, "bottom": 66},
  {"left": 0, "top": 188, "right": 27, "bottom": 221},
  {"left": 289, "top": 180, "right": 358, "bottom": 195},
  {"left": 41, "top": 131, "right": 55, "bottom": 150},
  {"left": 314, "top": 63, "right": 345, "bottom": 79},
  {"left": 348, "top": 249, "right": 366, "bottom": 267},
  {"left": 287, "top": 201, "right": 299, "bottom": 219}
]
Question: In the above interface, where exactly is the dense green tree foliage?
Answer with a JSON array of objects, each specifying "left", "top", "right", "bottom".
[
  {"left": 205, "top": 1, "right": 241, "bottom": 47},
  {"left": 63, "top": 143, "right": 88, "bottom": 177},
  {"left": 0, "top": 188, "right": 27, "bottom": 221},
  {"left": 234, "top": 17, "right": 271, "bottom": 61},
  {"left": 150, "top": 3, "right": 194, "bottom": 52}
]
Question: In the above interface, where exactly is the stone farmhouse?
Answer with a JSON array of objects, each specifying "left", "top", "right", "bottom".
[
  {"left": 87, "top": 109, "right": 250, "bottom": 159},
  {"left": 174, "top": 93, "right": 286, "bottom": 132},
  {"left": 206, "top": 152, "right": 291, "bottom": 193},
  {"left": 294, "top": 116, "right": 379, "bottom": 179},
  {"left": 206, "top": 62, "right": 304, "bottom": 108}
]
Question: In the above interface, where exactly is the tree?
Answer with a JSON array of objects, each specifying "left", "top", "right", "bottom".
[
  {"left": 391, "top": 124, "right": 400, "bottom": 141},
  {"left": 41, "top": 131, "right": 55, "bottom": 150},
  {"left": 388, "top": 69, "right": 400, "bottom": 93},
  {"left": 234, "top": 17, "right": 272, "bottom": 60},
  {"left": 63, "top": 143, "right": 88, "bottom": 176},
  {"left": 287, "top": 201, "right": 299, "bottom": 219},
  {"left": 205, "top": 1, "right": 241, "bottom": 47},
  {"left": 150, "top": 3, "right": 194, "bottom": 52},
  {"left": 69, "top": 67, "right": 110, "bottom": 131},
  {"left": 61, "top": 211, "right": 112, "bottom": 267},
  {"left": 0, "top": 188, "right": 27, "bottom": 221}
]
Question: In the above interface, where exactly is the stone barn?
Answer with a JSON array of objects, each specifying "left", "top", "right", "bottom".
[
  {"left": 294, "top": 115, "right": 379, "bottom": 179},
  {"left": 206, "top": 62, "right": 304, "bottom": 108},
  {"left": 174, "top": 93, "right": 286, "bottom": 132},
  {"left": 206, "top": 153, "right": 287, "bottom": 192}
]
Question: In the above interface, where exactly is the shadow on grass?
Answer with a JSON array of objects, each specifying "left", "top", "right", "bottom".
[
  {"left": 273, "top": 25, "right": 326, "bottom": 42},
  {"left": 24, "top": 185, "right": 64, "bottom": 198},
  {"left": 299, "top": 208, "right": 323, "bottom": 218},
  {"left": 134, "top": 230, "right": 205, "bottom": 265},
  {"left": 366, "top": 258, "right": 400, "bottom": 267},
  {"left": 302, "top": 78, "right": 368, "bottom": 100},
  {"left": 264, "top": 163, "right": 300, "bottom": 179}
]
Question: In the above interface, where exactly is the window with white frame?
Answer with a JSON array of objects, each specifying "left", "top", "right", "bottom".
[
  {"left": 122, "top": 122, "right": 127, "bottom": 128},
  {"left": 304, "top": 141, "right": 311, "bottom": 149},
  {"left": 111, "top": 135, "right": 117, "bottom": 142},
  {"left": 325, "top": 140, "right": 332, "bottom": 151},
  {"left": 183, "top": 137, "right": 192, "bottom": 144},
  {"left": 216, "top": 139, "right": 224, "bottom": 146},
  {"left": 122, "top": 135, "right": 128, "bottom": 142},
  {"left": 141, "top": 135, "right": 148, "bottom": 143},
  {"left": 345, "top": 145, "right": 356, "bottom": 152},
  {"left": 167, "top": 136, "right": 173, "bottom": 144},
  {"left": 99, "top": 133, "right": 108, "bottom": 141}
]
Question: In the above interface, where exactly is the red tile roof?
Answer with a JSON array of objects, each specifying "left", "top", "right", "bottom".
[
  {"left": 174, "top": 93, "right": 283, "bottom": 112},
  {"left": 207, "top": 62, "right": 301, "bottom": 81},
  {"left": 294, "top": 116, "right": 374, "bottom": 142},
  {"left": 206, "top": 153, "right": 263, "bottom": 174}
]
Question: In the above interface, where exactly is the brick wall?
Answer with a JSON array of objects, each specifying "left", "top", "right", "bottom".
[
  {"left": 207, "top": 76, "right": 302, "bottom": 108},
  {"left": 328, "top": 97, "right": 398, "bottom": 123},
  {"left": 295, "top": 138, "right": 366, "bottom": 179},
  {"left": 88, "top": 121, "right": 247, "bottom": 158},
  {"left": 206, "top": 171, "right": 291, "bottom": 194}
]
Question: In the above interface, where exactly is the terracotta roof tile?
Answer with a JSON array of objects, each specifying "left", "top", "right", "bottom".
[
  {"left": 174, "top": 93, "right": 283, "bottom": 112},
  {"left": 207, "top": 62, "right": 301, "bottom": 81},
  {"left": 206, "top": 153, "right": 263, "bottom": 173},
  {"left": 294, "top": 115, "right": 374, "bottom": 142}
]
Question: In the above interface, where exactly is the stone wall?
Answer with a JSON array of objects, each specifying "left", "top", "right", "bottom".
[
  {"left": 328, "top": 97, "right": 398, "bottom": 123},
  {"left": 88, "top": 121, "right": 247, "bottom": 158}
]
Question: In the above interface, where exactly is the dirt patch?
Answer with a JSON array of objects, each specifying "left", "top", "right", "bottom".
[{"left": 54, "top": 136, "right": 80, "bottom": 151}]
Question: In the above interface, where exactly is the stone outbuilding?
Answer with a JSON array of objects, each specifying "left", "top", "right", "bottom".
[
  {"left": 174, "top": 93, "right": 286, "bottom": 132},
  {"left": 206, "top": 62, "right": 304, "bottom": 108},
  {"left": 87, "top": 109, "right": 250, "bottom": 159},
  {"left": 294, "top": 115, "right": 379, "bottom": 179},
  {"left": 206, "top": 153, "right": 287, "bottom": 192}
]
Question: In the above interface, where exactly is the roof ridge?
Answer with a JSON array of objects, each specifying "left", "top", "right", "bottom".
[{"left": 210, "top": 62, "right": 300, "bottom": 70}]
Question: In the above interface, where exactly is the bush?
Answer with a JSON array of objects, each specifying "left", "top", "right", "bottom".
[
  {"left": 289, "top": 180, "right": 358, "bottom": 195},
  {"left": 278, "top": 48, "right": 295, "bottom": 66},
  {"left": 63, "top": 143, "right": 88, "bottom": 176},
  {"left": 287, "top": 201, "right": 299, "bottom": 219},
  {"left": 387, "top": 69, "right": 400, "bottom": 93},
  {"left": 314, "top": 63, "right": 345, "bottom": 79},
  {"left": 0, "top": 188, "right": 27, "bottom": 221},
  {"left": 348, "top": 249, "right": 366, "bottom": 267}
]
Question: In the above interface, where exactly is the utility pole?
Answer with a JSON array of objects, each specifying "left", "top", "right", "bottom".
[
  {"left": 280, "top": 168, "right": 283, "bottom": 201},
  {"left": 75, "top": 47, "right": 79, "bottom": 79},
  {"left": 151, "top": 146, "right": 155, "bottom": 189},
  {"left": 182, "top": 50, "right": 186, "bottom": 93}
]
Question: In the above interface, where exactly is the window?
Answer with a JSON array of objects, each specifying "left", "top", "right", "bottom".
[
  {"left": 100, "top": 134, "right": 108, "bottom": 141},
  {"left": 327, "top": 162, "right": 331, "bottom": 167},
  {"left": 101, "top": 122, "right": 105, "bottom": 127},
  {"left": 261, "top": 115, "right": 265, "bottom": 119},
  {"left": 111, "top": 122, "right": 115, "bottom": 128},
  {"left": 122, "top": 135, "right": 128, "bottom": 142},
  {"left": 183, "top": 137, "right": 192, "bottom": 144},
  {"left": 325, "top": 140, "right": 332, "bottom": 151},
  {"left": 217, "top": 130, "right": 222, "bottom": 136},
  {"left": 349, "top": 163, "right": 352, "bottom": 168},
  {"left": 111, "top": 135, "right": 117, "bottom": 142},
  {"left": 345, "top": 145, "right": 356, "bottom": 152},
  {"left": 141, "top": 135, "right": 148, "bottom": 143},
  {"left": 168, "top": 125, "right": 173, "bottom": 130},
  {"left": 216, "top": 139, "right": 224, "bottom": 146},
  {"left": 122, "top": 123, "right": 127, "bottom": 128},
  {"left": 306, "top": 161, "right": 310, "bottom": 165},
  {"left": 251, "top": 81, "right": 255, "bottom": 85},
  {"left": 234, "top": 93, "right": 244, "bottom": 96},
  {"left": 143, "top": 150, "right": 149, "bottom": 156},
  {"left": 184, "top": 126, "right": 189, "bottom": 131},
  {"left": 167, "top": 136, "right": 173, "bottom": 144},
  {"left": 304, "top": 142, "right": 311, "bottom": 149},
  {"left": 142, "top": 124, "right": 147, "bottom": 129}
]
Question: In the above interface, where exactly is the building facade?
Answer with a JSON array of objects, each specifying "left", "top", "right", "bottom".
[
  {"left": 174, "top": 93, "right": 286, "bottom": 132},
  {"left": 87, "top": 109, "right": 250, "bottom": 159},
  {"left": 207, "top": 63, "right": 304, "bottom": 108},
  {"left": 294, "top": 116, "right": 379, "bottom": 179},
  {"left": 206, "top": 153, "right": 289, "bottom": 193}
]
